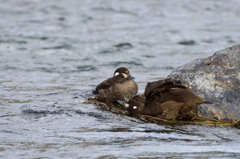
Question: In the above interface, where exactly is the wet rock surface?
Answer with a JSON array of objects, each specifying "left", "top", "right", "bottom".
[{"left": 168, "top": 44, "right": 240, "bottom": 121}]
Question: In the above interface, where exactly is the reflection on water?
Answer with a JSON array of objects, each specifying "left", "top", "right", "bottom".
[{"left": 1, "top": 0, "right": 240, "bottom": 158}]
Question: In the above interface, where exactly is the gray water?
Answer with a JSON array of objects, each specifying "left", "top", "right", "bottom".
[{"left": 1, "top": 0, "right": 240, "bottom": 158}]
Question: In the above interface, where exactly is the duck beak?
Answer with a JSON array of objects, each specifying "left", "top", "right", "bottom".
[
  {"left": 117, "top": 100, "right": 125, "bottom": 106},
  {"left": 127, "top": 74, "right": 135, "bottom": 80}
]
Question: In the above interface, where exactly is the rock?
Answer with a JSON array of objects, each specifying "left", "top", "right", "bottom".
[{"left": 168, "top": 44, "right": 240, "bottom": 121}]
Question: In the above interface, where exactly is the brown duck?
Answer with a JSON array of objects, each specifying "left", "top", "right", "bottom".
[
  {"left": 125, "top": 79, "right": 212, "bottom": 120},
  {"left": 93, "top": 67, "right": 138, "bottom": 102}
]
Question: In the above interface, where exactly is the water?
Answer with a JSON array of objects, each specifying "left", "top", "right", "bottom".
[{"left": 1, "top": 0, "right": 240, "bottom": 158}]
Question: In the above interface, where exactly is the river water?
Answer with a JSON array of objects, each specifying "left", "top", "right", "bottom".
[{"left": 1, "top": 0, "right": 240, "bottom": 158}]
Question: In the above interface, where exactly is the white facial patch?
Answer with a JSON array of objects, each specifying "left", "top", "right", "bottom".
[
  {"left": 114, "top": 72, "right": 119, "bottom": 76},
  {"left": 124, "top": 103, "right": 129, "bottom": 108},
  {"left": 122, "top": 73, "right": 128, "bottom": 78},
  {"left": 133, "top": 106, "right": 137, "bottom": 109}
]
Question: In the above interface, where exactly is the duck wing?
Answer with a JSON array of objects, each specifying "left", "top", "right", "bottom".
[
  {"left": 146, "top": 84, "right": 187, "bottom": 101},
  {"left": 93, "top": 77, "right": 116, "bottom": 94},
  {"left": 144, "top": 78, "right": 182, "bottom": 98}
]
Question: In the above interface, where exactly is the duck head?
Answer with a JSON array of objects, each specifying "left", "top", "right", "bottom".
[
  {"left": 113, "top": 67, "right": 135, "bottom": 82},
  {"left": 124, "top": 99, "right": 144, "bottom": 115}
]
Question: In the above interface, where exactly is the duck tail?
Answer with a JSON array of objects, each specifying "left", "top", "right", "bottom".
[
  {"left": 203, "top": 101, "right": 213, "bottom": 104},
  {"left": 92, "top": 90, "right": 98, "bottom": 94}
]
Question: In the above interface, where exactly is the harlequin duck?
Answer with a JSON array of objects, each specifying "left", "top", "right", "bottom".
[
  {"left": 124, "top": 79, "right": 212, "bottom": 120},
  {"left": 93, "top": 67, "right": 138, "bottom": 102}
]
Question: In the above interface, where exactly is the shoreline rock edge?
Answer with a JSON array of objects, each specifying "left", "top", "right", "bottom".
[{"left": 168, "top": 44, "right": 240, "bottom": 121}]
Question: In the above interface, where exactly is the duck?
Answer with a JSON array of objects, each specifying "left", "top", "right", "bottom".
[
  {"left": 93, "top": 67, "right": 138, "bottom": 102},
  {"left": 124, "top": 79, "right": 212, "bottom": 120}
]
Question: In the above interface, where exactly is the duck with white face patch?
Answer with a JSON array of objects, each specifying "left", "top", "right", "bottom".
[
  {"left": 124, "top": 78, "right": 213, "bottom": 120},
  {"left": 93, "top": 67, "right": 138, "bottom": 102}
]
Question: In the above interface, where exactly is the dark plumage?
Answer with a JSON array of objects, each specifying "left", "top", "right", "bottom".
[
  {"left": 144, "top": 78, "right": 182, "bottom": 98},
  {"left": 125, "top": 78, "right": 212, "bottom": 120},
  {"left": 93, "top": 67, "right": 138, "bottom": 102}
]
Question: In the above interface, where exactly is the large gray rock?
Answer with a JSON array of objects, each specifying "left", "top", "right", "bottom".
[{"left": 168, "top": 44, "right": 240, "bottom": 121}]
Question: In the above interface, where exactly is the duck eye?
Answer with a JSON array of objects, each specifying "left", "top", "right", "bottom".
[
  {"left": 114, "top": 72, "right": 119, "bottom": 76},
  {"left": 133, "top": 106, "right": 137, "bottom": 109}
]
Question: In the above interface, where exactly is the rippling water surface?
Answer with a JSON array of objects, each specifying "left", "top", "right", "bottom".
[{"left": 1, "top": 0, "right": 240, "bottom": 158}]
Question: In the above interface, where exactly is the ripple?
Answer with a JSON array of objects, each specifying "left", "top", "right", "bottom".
[
  {"left": 21, "top": 104, "right": 109, "bottom": 120},
  {"left": 42, "top": 44, "right": 72, "bottom": 50},
  {"left": 21, "top": 36, "right": 49, "bottom": 40},
  {"left": 21, "top": 108, "right": 67, "bottom": 115},
  {"left": 109, "top": 61, "right": 143, "bottom": 67},
  {"left": 98, "top": 49, "right": 114, "bottom": 54},
  {"left": 77, "top": 65, "right": 97, "bottom": 71},
  {"left": 178, "top": 40, "right": 196, "bottom": 45},
  {"left": 114, "top": 43, "right": 133, "bottom": 50},
  {"left": 0, "top": 39, "right": 27, "bottom": 44},
  {"left": 92, "top": 7, "right": 137, "bottom": 16},
  {"left": 3, "top": 65, "right": 18, "bottom": 70}
]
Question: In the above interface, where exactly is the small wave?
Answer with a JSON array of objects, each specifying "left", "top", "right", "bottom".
[
  {"left": 178, "top": 40, "right": 196, "bottom": 45},
  {"left": 21, "top": 105, "right": 109, "bottom": 119},
  {"left": 77, "top": 65, "right": 97, "bottom": 71},
  {"left": 42, "top": 44, "right": 72, "bottom": 50},
  {"left": 114, "top": 43, "right": 133, "bottom": 50},
  {"left": 109, "top": 61, "right": 143, "bottom": 67},
  {"left": 21, "top": 108, "right": 67, "bottom": 115}
]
